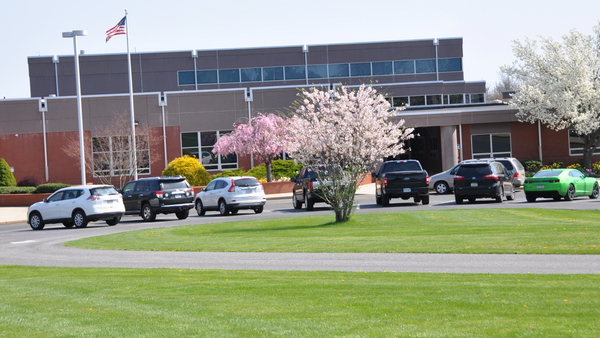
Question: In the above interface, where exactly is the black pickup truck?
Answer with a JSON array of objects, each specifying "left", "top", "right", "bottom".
[{"left": 372, "top": 160, "right": 430, "bottom": 206}]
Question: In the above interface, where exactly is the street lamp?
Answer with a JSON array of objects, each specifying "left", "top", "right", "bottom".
[{"left": 62, "top": 30, "right": 87, "bottom": 185}]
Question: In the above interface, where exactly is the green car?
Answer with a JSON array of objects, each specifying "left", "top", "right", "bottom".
[{"left": 524, "top": 168, "right": 600, "bottom": 202}]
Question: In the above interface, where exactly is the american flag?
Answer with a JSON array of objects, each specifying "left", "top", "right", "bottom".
[{"left": 106, "top": 16, "right": 126, "bottom": 42}]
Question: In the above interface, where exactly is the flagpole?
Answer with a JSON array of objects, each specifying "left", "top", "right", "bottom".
[{"left": 124, "top": 9, "right": 138, "bottom": 180}]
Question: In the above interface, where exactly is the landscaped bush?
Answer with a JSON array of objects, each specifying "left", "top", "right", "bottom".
[
  {"left": 0, "top": 186, "right": 36, "bottom": 194},
  {"left": 17, "top": 175, "right": 42, "bottom": 187},
  {"left": 209, "top": 169, "right": 246, "bottom": 179},
  {"left": 0, "top": 158, "right": 17, "bottom": 187},
  {"left": 33, "top": 183, "right": 71, "bottom": 194},
  {"left": 162, "top": 155, "right": 211, "bottom": 186},
  {"left": 271, "top": 159, "right": 303, "bottom": 179},
  {"left": 209, "top": 160, "right": 302, "bottom": 182}
]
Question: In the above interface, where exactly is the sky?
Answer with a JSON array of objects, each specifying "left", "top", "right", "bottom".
[{"left": 1, "top": 0, "right": 600, "bottom": 99}]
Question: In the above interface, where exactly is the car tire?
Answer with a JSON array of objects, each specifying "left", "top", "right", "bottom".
[
  {"left": 589, "top": 182, "right": 599, "bottom": 199},
  {"left": 375, "top": 195, "right": 382, "bottom": 205},
  {"left": 421, "top": 195, "right": 430, "bottom": 205},
  {"left": 29, "top": 212, "right": 45, "bottom": 230},
  {"left": 230, "top": 209, "right": 239, "bottom": 215},
  {"left": 565, "top": 184, "right": 575, "bottom": 201},
  {"left": 73, "top": 210, "right": 88, "bottom": 228},
  {"left": 62, "top": 222, "right": 74, "bottom": 228},
  {"left": 434, "top": 181, "right": 449, "bottom": 194},
  {"left": 495, "top": 187, "right": 504, "bottom": 203},
  {"left": 176, "top": 210, "right": 189, "bottom": 219},
  {"left": 414, "top": 196, "right": 421, "bottom": 203},
  {"left": 506, "top": 185, "right": 515, "bottom": 201},
  {"left": 195, "top": 200, "right": 206, "bottom": 216},
  {"left": 304, "top": 193, "right": 314, "bottom": 211},
  {"left": 382, "top": 194, "right": 390, "bottom": 207},
  {"left": 254, "top": 206, "right": 264, "bottom": 214},
  {"left": 526, "top": 193, "right": 537, "bottom": 203},
  {"left": 455, "top": 195, "right": 463, "bottom": 204},
  {"left": 106, "top": 217, "right": 120, "bottom": 226},
  {"left": 219, "top": 199, "right": 230, "bottom": 216},
  {"left": 141, "top": 203, "right": 156, "bottom": 222},
  {"left": 292, "top": 195, "right": 303, "bottom": 209}
]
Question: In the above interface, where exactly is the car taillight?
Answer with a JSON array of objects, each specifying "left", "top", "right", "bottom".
[
  {"left": 454, "top": 175, "right": 464, "bottom": 181},
  {"left": 382, "top": 177, "right": 388, "bottom": 186},
  {"left": 228, "top": 179, "right": 235, "bottom": 192},
  {"left": 484, "top": 174, "right": 499, "bottom": 179},
  {"left": 513, "top": 172, "right": 519, "bottom": 178},
  {"left": 549, "top": 179, "right": 560, "bottom": 183},
  {"left": 87, "top": 195, "right": 100, "bottom": 201},
  {"left": 156, "top": 190, "right": 163, "bottom": 198},
  {"left": 307, "top": 181, "right": 314, "bottom": 191},
  {"left": 425, "top": 175, "right": 430, "bottom": 184}
]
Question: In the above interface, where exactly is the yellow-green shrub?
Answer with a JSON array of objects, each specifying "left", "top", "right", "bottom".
[{"left": 162, "top": 155, "right": 211, "bottom": 186}]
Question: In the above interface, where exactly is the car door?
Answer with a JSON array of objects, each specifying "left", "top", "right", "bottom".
[
  {"left": 122, "top": 181, "right": 141, "bottom": 212},
  {"left": 570, "top": 170, "right": 587, "bottom": 196},
  {"left": 58, "top": 189, "right": 82, "bottom": 219},
  {"left": 292, "top": 168, "right": 307, "bottom": 201},
  {"left": 41, "top": 191, "right": 65, "bottom": 221},
  {"left": 201, "top": 180, "right": 219, "bottom": 208}
]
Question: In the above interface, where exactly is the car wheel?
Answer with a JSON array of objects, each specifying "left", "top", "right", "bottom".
[
  {"left": 73, "top": 210, "right": 88, "bottom": 228},
  {"left": 526, "top": 193, "right": 537, "bottom": 203},
  {"left": 176, "top": 210, "right": 189, "bottom": 219},
  {"left": 565, "top": 184, "right": 575, "bottom": 201},
  {"left": 195, "top": 199, "right": 206, "bottom": 216},
  {"left": 29, "top": 212, "right": 45, "bottom": 230},
  {"left": 468, "top": 198, "right": 476, "bottom": 203},
  {"left": 434, "top": 181, "right": 449, "bottom": 194},
  {"left": 254, "top": 206, "right": 264, "bottom": 214},
  {"left": 141, "top": 203, "right": 156, "bottom": 222},
  {"left": 375, "top": 195, "right": 382, "bottom": 205},
  {"left": 506, "top": 185, "right": 515, "bottom": 201},
  {"left": 421, "top": 195, "right": 430, "bottom": 205},
  {"left": 495, "top": 187, "right": 504, "bottom": 203},
  {"left": 381, "top": 194, "right": 390, "bottom": 207},
  {"left": 455, "top": 195, "right": 463, "bottom": 204},
  {"left": 219, "top": 199, "right": 230, "bottom": 216},
  {"left": 304, "top": 193, "right": 314, "bottom": 211},
  {"left": 230, "top": 209, "right": 239, "bottom": 215},
  {"left": 292, "top": 195, "right": 303, "bottom": 209},
  {"left": 62, "top": 222, "right": 74, "bottom": 228},
  {"left": 590, "top": 182, "right": 599, "bottom": 199},
  {"left": 414, "top": 196, "right": 421, "bottom": 203},
  {"left": 106, "top": 216, "right": 120, "bottom": 226}
]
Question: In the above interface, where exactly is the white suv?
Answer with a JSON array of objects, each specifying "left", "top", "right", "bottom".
[
  {"left": 194, "top": 176, "right": 266, "bottom": 216},
  {"left": 27, "top": 185, "right": 125, "bottom": 230}
]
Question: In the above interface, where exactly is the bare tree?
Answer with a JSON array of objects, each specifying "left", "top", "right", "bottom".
[
  {"left": 487, "top": 72, "right": 520, "bottom": 102},
  {"left": 63, "top": 112, "right": 162, "bottom": 188}
]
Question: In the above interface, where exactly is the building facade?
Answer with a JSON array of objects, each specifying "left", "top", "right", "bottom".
[{"left": 0, "top": 38, "right": 594, "bottom": 185}]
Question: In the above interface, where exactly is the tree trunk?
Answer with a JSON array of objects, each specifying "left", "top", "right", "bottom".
[{"left": 266, "top": 161, "right": 273, "bottom": 182}]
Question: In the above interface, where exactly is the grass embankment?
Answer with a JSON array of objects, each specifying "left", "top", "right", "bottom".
[
  {"left": 67, "top": 209, "right": 600, "bottom": 254},
  {"left": 1, "top": 266, "right": 599, "bottom": 337}
]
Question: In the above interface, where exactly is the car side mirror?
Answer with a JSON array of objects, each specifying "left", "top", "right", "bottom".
[
  {"left": 43, "top": 198, "right": 49, "bottom": 203},
  {"left": 290, "top": 177, "right": 297, "bottom": 183},
  {"left": 371, "top": 172, "right": 378, "bottom": 179}
]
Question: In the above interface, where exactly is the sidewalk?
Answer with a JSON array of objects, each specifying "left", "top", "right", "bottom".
[{"left": 0, "top": 183, "right": 376, "bottom": 225}]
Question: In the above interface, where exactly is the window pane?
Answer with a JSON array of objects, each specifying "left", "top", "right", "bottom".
[
  {"left": 410, "top": 96, "right": 425, "bottom": 106},
  {"left": 472, "top": 135, "right": 491, "bottom": 154},
  {"left": 449, "top": 94, "right": 464, "bottom": 104},
  {"left": 263, "top": 67, "right": 283, "bottom": 81},
  {"left": 416, "top": 59, "right": 436, "bottom": 73},
  {"left": 219, "top": 69, "right": 240, "bottom": 83},
  {"left": 178, "top": 71, "right": 195, "bottom": 85},
  {"left": 350, "top": 63, "right": 371, "bottom": 77},
  {"left": 200, "top": 131, "right": 217, "bottom": 146},
  {"left": 284, "top": 66, "right": 305, "bottom": 80},
  {"left": 328, "top": 64, "right": 349, "bottom": 78},
  {"left": 307, "top": 65, "right": 327, "bottom": 79},
  {"left": 470, "top": 93, "right": 485, "bottom": 103},
  {"left": 197, "top": 70, "right": 217, "bottom": 84},
  {"left": 181, "top": 133, "right": 198, "bottom": 147},
  {"left": 492, "top": 135, "right": 511, "bottom": 153},
  {"left": 394, "top": 60, "right": 414, "bottom": 74},
  {"left": 438, "top": 58, "right": 462, "bottom": 72},
  {"left": 393, "top": 97, "right": 408, "bottom": 107},
  {"left": 426, "top": 95, "right": 442, "bottom": 105},
  {"left": 241, "top": 68, "right": 262, "bottom": 82},
  {"left": 372, "top": 62, "right": 393, "bottom": 75}
]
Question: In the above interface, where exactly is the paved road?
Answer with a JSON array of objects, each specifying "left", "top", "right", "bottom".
[{"left": 2, "top": 188, "right": 599, "bottom": 274}]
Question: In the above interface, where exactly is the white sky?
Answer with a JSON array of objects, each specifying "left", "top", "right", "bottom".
[{"left": 1, "top": 0, "right": 599, "bottom": 99}]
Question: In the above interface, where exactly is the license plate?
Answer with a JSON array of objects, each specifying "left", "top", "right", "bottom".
[
  {"left": 245, "top": 189, "right": 255, "bottom": 194},
  {"left": 403, "top": 188, "right": 411, "bottom": 192},
  {"left": 536, "top": 185, "right": 544, "bottom": 189},
  {"left": 174, "top": 194, "right": 182, "bottom": 198},
  {"left": 106, "top": 200, "right": 115, "bottom": 204},
  {"left": 471, "top": 183, "right": 478, "bottom": 187}
]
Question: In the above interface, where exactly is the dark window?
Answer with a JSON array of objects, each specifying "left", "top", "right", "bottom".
[
  {"left": 393, "top": 97, "right": 408, "bottom": 107},
  {"left": 241, "top": 68, "right": 262, "bottom": 82},
  {"left": 394, "top": 61, "right": 414, "bottom": 74},
  {"left": 219, "top": 69, "right": 240, "bottom": 83},
  {"left": 416, "top": 59, "right": 436, "bottom": 73},
  {"left": 284, "top": 66, "right": 305, "bottom": 80},
  {"left": 328, "top": 64, "right": 349, "bottom": 78},
  {"left": 178, "top": 71, "right": 195, "bottom": 85},
  {"left": 372, "top": 62, "right": 393, "bottom": 75},
  {"left": 427, "top": 95, "right": 442, "bottom": 105},
  {"left": 234, "top": 178, "right": 260, "bottom": 187},
  {"left": 197, "top": 70, "right": 217, "bottom": 84},
  {"left": 350, "top": 63, "right": 371, "bottom": 77},
  {"left": 263, "top": 67, "right": 284, "bottom": 81},
  {"left": 410, "top": 96, "right": 425, "bottom": 106},
  {"left": 449, "top": 94, "right": 464, "bottom": 104},
  {"left": 438, "top": 58, "right": 462, "bottom": 72},
  {"left": 307, "top": 65, "right": 328, "bottom": 79},
  {"left": 470, "top": 93, "right": 485, "bottom": 103}
]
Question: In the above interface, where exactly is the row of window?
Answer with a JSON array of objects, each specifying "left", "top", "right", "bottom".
[
  {"left": 92, "top": 136, "right": 150, "bottom": 177},
  {"left": 390, "top": 93, "right": 485, "bottom": 107},
  {"left": 178, "top": 58, "right": 462, "bottom": 86},
  {"left": 181, "top": 131, "right": 237, "bottom": 170}
]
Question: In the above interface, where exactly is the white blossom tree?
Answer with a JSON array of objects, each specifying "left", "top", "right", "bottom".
[
  {"left": 285, "top": 85, "right": 414, "bottom": 222},
  {"left": 502, "top": 24, "right": 600, "bottom": 168}
]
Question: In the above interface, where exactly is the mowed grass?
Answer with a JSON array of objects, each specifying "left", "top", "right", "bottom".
[
  {"left": 67, "top": 209, "right": 600, "bottom": 254},
  {"left": 1, "top": 266, "right": 599, "bottom": 337}
]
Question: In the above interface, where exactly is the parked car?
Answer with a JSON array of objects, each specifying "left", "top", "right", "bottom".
[
  {"left": 291, "top": 164, "right": 341, "bottom": 211},
  {"left": 453, "top": 161, "right": 515, "bottom": 204},
  {"left": 121, "top": 176, "right": 195, "bottom": 221},
  {"left": 27, "top": 185, "right": 125, "bottom": 230},
  {"left": 195, "top": 176, "right": 266, "bottom": 215},
  {"left": 429, "top": 163, "right": 461, "bottom": 194},
  {"left": 523, "top": 168, "right": 600, "bottom": 202},
  {"left": 373, "top": 159, "right": 430, "bottom": 205},
  {"left": 470, "top": 157, "right": 526, "bottom": 187}
]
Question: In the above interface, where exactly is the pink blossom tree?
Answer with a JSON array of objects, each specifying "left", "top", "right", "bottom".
[
  {"left": 285, "top": 85, "right": 414, "bottom": 222},
  {"left": 213, "top": 113, "right": 287, "bottom": 182}
]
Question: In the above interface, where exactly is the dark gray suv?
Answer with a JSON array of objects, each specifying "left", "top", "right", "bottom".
[
  {"left": 453, "top": 161, "right": 515, "bottom": 204},
  {"left": 121, "top": 176, "right": 195, "bottom": 221}
]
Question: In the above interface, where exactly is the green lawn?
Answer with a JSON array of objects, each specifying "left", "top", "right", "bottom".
[
  {"left": 1, "top": 266, "right": 599, "bottom": 337},
  {"left": 67, "top": 209, "right": 600, "bottom": 254}
]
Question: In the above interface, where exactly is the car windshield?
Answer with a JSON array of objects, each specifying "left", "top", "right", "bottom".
[
  {"left": 534, "top": 170, "right": 563, "bottom": 178},
  {"left": 90, "top": 187, "right": 118, "bottom": 196},
  {"left": 457, "top": 164, "right": 492, "bottom": 176},
  {"left": 383, "top": 161, "right": 422, "bottom": 172},
  {"left": 234, "top": 178, "right": 260, "bottom": 187},
  {"left": 161, "top": 181, "right": 190, "bottom": 190}
]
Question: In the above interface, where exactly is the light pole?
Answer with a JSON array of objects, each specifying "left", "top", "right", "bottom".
[{"left": 62, "top": 30, "right": 87, "bottom": 185}]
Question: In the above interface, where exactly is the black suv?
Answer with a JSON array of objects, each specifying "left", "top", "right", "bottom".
[
  {"left": 453, "top": 161, "right": 515, "bottom": 204},
  {"left": 121, "top": 176, "right": 195, "bottom": 221},
  {"left": 291, "top": 165, "right": 339, "bottom": 211}
]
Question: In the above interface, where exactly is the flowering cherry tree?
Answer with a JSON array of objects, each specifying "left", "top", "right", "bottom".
[
  {"left": 502, "top": 24, "right": 600, "bottom": 168},
  {"left": 285, "top": 85, "right": 414, "bottom": 222},
  {"left": 213, "top": 113, "right": 287, "bottom": 182}
]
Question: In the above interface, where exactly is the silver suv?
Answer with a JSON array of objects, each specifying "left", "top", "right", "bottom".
[{"left": 473, "top": 157, "right": 525, "bottom": 187}]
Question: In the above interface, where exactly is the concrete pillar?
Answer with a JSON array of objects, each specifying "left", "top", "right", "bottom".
[{"left": 440, "top": 126, "right": 458, "bottom": 170}]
